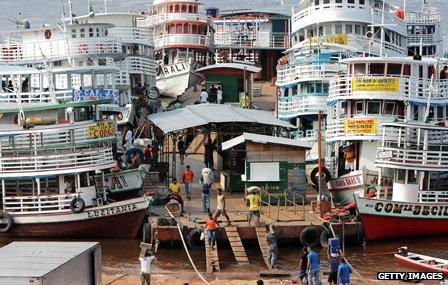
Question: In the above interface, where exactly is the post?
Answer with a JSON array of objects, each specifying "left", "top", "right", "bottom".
[
  {"left": 317, "top": 110, "right": 323, "bottom": 217},
  {"left": 102, "top": 171, "right": 107, "bottom": 202}
]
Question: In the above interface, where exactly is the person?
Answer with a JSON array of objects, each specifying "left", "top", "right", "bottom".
[
  {"left": 204, "top": 212, "right": 218, "bottom": 249},
  {"left": 209, "top": 85, "right": 218, "bottom": 103},
  {"left": 168, "top": 178, "right": 184, "bottom": 213},
  {"left": 217, "top": 86, "right": 223, "bottom": 104},
  {"left": 200, "top": 88, "right": 208, "bottom": 103},
  {"left": 240, "top": 92, "right": 250, "bottom": 108},
  {"left": 124, "top": 127, "right": 134, "bottom": 150},
  {"left": 440, "top": 66, "right": 448, "bottom": 80},
  {"left": 307, "top": 246, "right": 321, "bottom": 285},
  {"left": 177, "top": 138, "right": 186, "bottom": 165},
  {"left": 144, "top": 144, "right": 152, "bottom": 162},
  {"left": 204, "top": 137, "right": 215, "bottom": 169},
  {"left": 214, "top": 188, "right": 231, "bottom": 225},
  {"left": 256, "top": 280, "right": 264, "bottom": 285},
  {"left": 298, "top": 246, "right": 308, "bottom": 284},
  {"left": 328, "top": 255, "right": 340, "bottom": 285},
  {"left": 151, "top": 142, "right": 159, "bottom": 164},
  {"left": 246, "top": 189, "right": 261, "bottom": 226},
  {"left": 200, "top": 176, "right": 211, "bottom": 213},
  {"left": 111, "top": 157, "right": 126, "bottom": 173},
  {"left": 338, "top": 258, "right": 352, "bottom": 285},
  {"left": 130, "top": 153, "right": 141, "bottom": 168},
  {"left": 139, "top": 250, "right": 156, "bottom": 285},
  {"left": 169, "top": 178, "right": 181, "bottom": 195},
  {"left": 266, "top": 224, "right": 280, "bottom": 269},
  {"left": 181, "top": 165, "right": 194, "bottom": 200}
]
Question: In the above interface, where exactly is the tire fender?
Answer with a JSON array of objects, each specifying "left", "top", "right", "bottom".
[
  {"left": 300, "top": 226, "right": 320, "bottom": 247},
  {"left": 310, "top": 166, "right": 331, "bottom": 186},
  {"left": 187, "top": 228, "right": 204, "bottom": 250},
  {"left": 0, "top": 212, "right": 13, "bottom": 233},
  {"left": 70, "top": 197, "right": 85, "bottom": 213}
]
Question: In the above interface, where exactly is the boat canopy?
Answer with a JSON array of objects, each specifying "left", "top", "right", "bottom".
[
  {"left": 222, "top": 132, "right": 311, "bottom": 150},
  {"left": 147, "top": 103, "right": 295, "bottom": 133}
]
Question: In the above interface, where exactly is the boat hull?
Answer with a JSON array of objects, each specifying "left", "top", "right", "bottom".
[
  {"left": 3, "top": 198, "right": 149, "bottom": 239},
  {"left": 394, "top": 254, "right": 448, "bottom": 278},
  {"left": 328, "top": 171, "right": 364, "bottom": 205},
  {"left": 355, "top": 196, "right": 448, "bottom": 241},
  {"left": 156, "top": 61, "right": 192, "bottom": 98}
]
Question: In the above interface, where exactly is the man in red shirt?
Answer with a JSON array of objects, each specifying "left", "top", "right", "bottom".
[
  {"left": 181, "top": 165, "right": 194, "bottom": 200},
  {"left": 143, "top": 144, "right": 151, "bottom": 162}
]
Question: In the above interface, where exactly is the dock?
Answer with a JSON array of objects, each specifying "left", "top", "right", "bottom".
[
  {"left": 225, "top": 226, "right": 249, "bottom": 264},
  {"left": 255, "top": 227, "right": 271, "bottom": 269},
  {"left": 204, "top": 231, "right": 220, "bottom": 273}
]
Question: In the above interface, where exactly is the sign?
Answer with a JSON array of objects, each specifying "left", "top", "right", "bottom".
[
  {"left": 156, "top": 61, "right": 189, "bottom": 78},
  {"left": 86, "top": 203, "right": 138, "bottom": 219},
  {"left": 310, "top": 34, "right": 348, "bottom": 45},
  {"left": 352, "top": 77, "right": 399, "bottom": 92},
  {"left": 328, "top": 171, "right": 364, "bottom": 191},
  {"left": 377, "top": 150, "right": 393, "bottom": 159},
  {"left": 72, "top": 88, "right": 119, "bottom": 104},
  {"left": 372, "top": 201, "right": 448, "bottom": 217},
  {"left": 344, "top": 118, "right": 377, "bottom": 135},
  {"left": 87, "top": 121, "right": 115, "bottom": 139}
]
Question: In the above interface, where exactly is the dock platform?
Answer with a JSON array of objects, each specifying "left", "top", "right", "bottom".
[{"left": 225, "top": 226, "right": 249, "bottom": 265}]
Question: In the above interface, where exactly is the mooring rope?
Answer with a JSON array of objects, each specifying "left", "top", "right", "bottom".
[{"left": 165, "top": 205, "right": 210, "bottom": 285}]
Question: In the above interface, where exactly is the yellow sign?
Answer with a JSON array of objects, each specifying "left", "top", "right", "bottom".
[
  {"left": 87, "top": 121, "right": 115, "bottom": 139},
  {"left": 352, "top": 77, "right": 399, "bottom": 92},
  {"left": 310, "top": 34, "right": 348, "bottom": 45},
  {"left": 344, "top": 118, "right": 377, "bottom": 135}
]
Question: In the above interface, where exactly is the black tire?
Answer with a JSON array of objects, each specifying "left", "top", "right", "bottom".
[
  {"left": 310, "top": 166, "right": 331, "bottom": 186},
  {"left": 0, "top": 212, "right": 13, "bottom": 233},
  {"left": 320, "top": 228, "right": 333, "bottom": 248},
  {"left": 300, "top": 226, "right": 320, "bottom": 247},
  {"left": 186, "top": 228, "right": 204, "bottom": 250},
  {"left": 70, "top": 197, "right": 85, "bottom": 213}
]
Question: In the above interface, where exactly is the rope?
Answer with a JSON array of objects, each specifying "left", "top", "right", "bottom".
[{"left": 165, "top": 205, "right": 210, "bottom": 285}]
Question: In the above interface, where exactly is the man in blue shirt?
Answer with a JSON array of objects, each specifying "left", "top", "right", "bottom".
[
  {"left": 338, "top": 258, "right": 352, "bottom": 285},
  {"left": 307, "top": 246, "right": 321, "bottom": 285}
]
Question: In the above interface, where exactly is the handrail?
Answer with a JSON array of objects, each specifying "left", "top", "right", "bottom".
[
  {"left": 259, "top": 188, "right": 281, "bottom": 222},
  {"left": 154, "top": 34, "right": 214, "bottom": 49},
  {"left": 284, "top": 189, "right": 306, "bottom": 221},
  {"left": 3, "top": 193, "right": 78, "bottom": 213},
  {"left": 258, "top": 187, "right": 306, "bottom": 221}
]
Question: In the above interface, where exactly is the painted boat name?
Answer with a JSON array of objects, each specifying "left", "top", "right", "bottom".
[
  {"left": 87, "top": 204, "right": 138, "bottom": 218},
  {"left": 373, "top": 202, "right": 448, "bottom": 216}
]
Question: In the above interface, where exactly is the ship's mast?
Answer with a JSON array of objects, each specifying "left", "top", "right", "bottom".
[{"left": 68, "top": 0, "right": 74, "bottom": 24}]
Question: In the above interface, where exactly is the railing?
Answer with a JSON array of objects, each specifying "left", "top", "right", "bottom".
[
  {"left": 3, "top": 193, "right": 78, "bottom": 213},
  {"left": 419, "top": 191, "right": 448, "bottom": 203},
  {"left": 278, "top": 94, "right": 328, "bottom": 118},
  {"left": 0, "top": 148, "right": 114, "bottom": 178},
  {"left": 153, "top": 34, "right": 213, "bottom": 49},
  {"left": 258, "top": 188, "right": 306, "bottom": 221},
  {"left": 329, "top": 76, "right": 448, "bottom": 103},
  {"left": 375, "top": 145, "right": 448, "bottom": 171},
  {"left": 137, "top": 13, "right": 212, "bottom": 28},
  {"left": 407, "top": 34, "right": 435, "bottom": 45},
  {"left": 284, "top": 190, "right": 306, "bottom": 221},
  {"left": 276, "top": 62, "right": 341, "bottom": 86},
  {"left": 293, "top": 129, "right": 321, "bottom": 140},
  {"left": 214, "top": 31, "right": 288, "bottom": 49},
  {"left": 0, "top": 90, "right": 71, "bottom": 105},
  {"left": 115, "top": 70, "right": 130, "bottom": 87},
  {"left": 123, "top": 56, "right": 157, "bottom": 75},
  {"left": 406, "top": 12, "right": 441, "bottom": 24},
  {"left": 109, "top": 27, "right": 154, "bottom": 45},
  {"left": 69, "top": 38, "right": 123, "bottom": 57}
]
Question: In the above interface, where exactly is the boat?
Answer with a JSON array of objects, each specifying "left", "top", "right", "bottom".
[
  {"left": 276, "top": 0, "right": 408, "bottom": 164},
  {"left": 138, "top": 0, "right": 215, "bottom": 98},
  {"left": 394, "top": 247, "right": 448, "bottom": 277},
  {"left": 0, "top": 19, "right": 151, "bottom": 239}
]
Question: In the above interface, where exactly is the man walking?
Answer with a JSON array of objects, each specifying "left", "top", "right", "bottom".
[
  {"left": 139, "top": 249, "right": 156, "bottom": 285},
  {"left": 214, "top": 188, "right": 231, "bottom": 225},
  {"left": 328, "top": 255, "right": 340, "bottom": 285},
  {"left": 298, "top": 246, "right": 308, "bottom": 284},
  {"left": 200, "top": 176, "right": 211, "bottom": 213},
  {"left": 266, "top": 224, "right": 280, "bottom": 269},
  {"left": 181, "top": 165, "right": 194, "bottom": 200},
  {"left": 338, "top": 258, "right": 352, "bottom": 285},
  {"left": 246, "top": 188, "right": 261, "bottom": 226},
  {"left": 200, "top": 88, "right": 209, "bottom": 103},
  {"left": 307, "top": 246, "right": 321, "bottom": 285}
]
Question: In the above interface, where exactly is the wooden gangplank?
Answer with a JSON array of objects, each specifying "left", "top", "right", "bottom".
[
  {"left": 225, "top": 226, "right": 249, "bottom": 264},
  {"left": 204, "top": 232, "right": 220, "bottom": 273},
  {"left": 255, "top": 227, "right": 272, "bottom": 269}
]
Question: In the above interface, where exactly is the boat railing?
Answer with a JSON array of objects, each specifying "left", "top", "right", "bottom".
[
  {"left": 407, "top": 34, "right": 436, "bottom": 45},
  {"left": 138, "top": 13, "right": 212, "bottom": 28},
  {"left": 276, "top": 62, "right": 340, "bottom": 86},
  {"left": 69, "top": 38, "right": 123, "bottom": 57},
  {"left": 258, "top": 188, "right": 306, "bottom": 222},
  {"left": 0, "top": 90, "right": 71, "bottom": 105},
  {"left": 123, "top": 56, "right": 157, "bottom": 75},
  {"left": 406, "top": 11, "right": 441, "bottom": 24},
  {"left": 278, "top": 94, "right": 328, "bottom": 118},
  {"left": 418, "top": 191, "right": 448, "bottom": 203},
  {"left": 115, "top": 70, "right": 130, "bottom": 86},
  {"left": 214, "top": 31, "right": 288, "bottom": 49},
  {"left": 379, "top": 123, "right": 448, "bottom": 146},
  {"left": 153, "top": 34, "right": 213, "bottom": 49},
  {"left": 109, "top": 26, "right": 154, "bottom": 45},
  {"left": 3, "top": 193, "right": 78, "bottom": 214}
]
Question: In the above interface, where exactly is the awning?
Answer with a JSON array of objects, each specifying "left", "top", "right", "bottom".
[
  {"left": 221, "top": 132, "right": 311, "bottom": 150},
  {"left": 147, "top": 103, "right": 295, "bottom": 133}
]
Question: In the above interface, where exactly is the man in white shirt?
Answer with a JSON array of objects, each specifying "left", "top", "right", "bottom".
[
  {"left": 199, "top": 88, "right": 208, "bottom": 103},
  {"left": 124, "top": 127, "right": 134, "bottom": 150},
  {"left": 139, "top": 251, "right": 156, "bottom": 285},
  {"left": 217, "top": 86, "right": 223, "bottom": 104},
  {"left": 214, "top": 188, "right": 231, "bottom": 225}
]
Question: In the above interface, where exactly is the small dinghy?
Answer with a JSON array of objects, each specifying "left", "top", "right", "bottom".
[{"left": 394, "top": 247, "right": 448, "bottom": 277}]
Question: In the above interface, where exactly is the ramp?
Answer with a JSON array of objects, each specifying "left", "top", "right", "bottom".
[
  {"left": 204, "top": 231, "right": 220, "bottom": 273},
  {"left": 255, "top": 227, "right": 271, "bottom": 269},
  {"left": 225, "top": 226, "right": 249, "bottom": 264}
]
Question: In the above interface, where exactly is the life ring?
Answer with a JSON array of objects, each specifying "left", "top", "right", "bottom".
[
  {"left": 300, "top": 226, "right": 320, "bottom": 247},
  {"left": 0, "top": 212, "right": 14, "bottom": 233},
  {"left": 186, "top": 228, "right": 204, "bottom": 250},
  {"left": 310, "top": 166, "right": 331, "bottom": 186},
  {"left": 70, "top": 197, "right": 85, "bottom": 213},
  {"left": 78, "top": 43, "right": 88, "bottom": 54},
  {"left": 320, "top": 228, "right": 333, "bottom": 248}
]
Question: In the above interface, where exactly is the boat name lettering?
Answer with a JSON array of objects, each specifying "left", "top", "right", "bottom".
[
  {"left": 374, "top": 202, "right": 448, "bottom": 216},
  {"left": 328, "top": 175, "right": 363, "bottom": 190},
  {"left": 110, "top": 175, "right": 129, "bottom": 190},
  {"left": 72, "top": 88, "right": 119, "bottom": 104},
  {"left": 87, "top": 204, "right": 138, "bottom": 218},
  {"left": 158, "top": 62, "right": 187, "bottom": 77}
]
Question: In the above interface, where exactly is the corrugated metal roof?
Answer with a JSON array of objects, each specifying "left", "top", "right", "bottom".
[
  {"left": 147, "top": 104, "right": 295, "bottom": 133},
  {"left": 0, "top": 242, "right": 99, "bottom": 278},
  {"left": 196, "top": 63, "right": 261, "bottom": 74},
  {"left": 221, "top": 132, "right": 312, "bottom": 150}
]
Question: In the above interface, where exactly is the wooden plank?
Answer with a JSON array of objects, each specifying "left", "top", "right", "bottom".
[
  {"left": 225, "top": 226, "right": 249, "bottom": 265},
  {"left": 204, "top": 231, "right": 220, "bottom": 273},
  {"left": 255, "top": 227, "right": 272, "bottom": 269}
]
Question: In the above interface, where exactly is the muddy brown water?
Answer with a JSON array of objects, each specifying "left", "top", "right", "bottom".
[{"left": 2, "top": 235, "right": 448, "bottom": 282}]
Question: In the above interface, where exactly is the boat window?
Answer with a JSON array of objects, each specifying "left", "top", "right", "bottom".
[
  {"left": 335, "top": 24, "right": 342, "bottom": 34},
  {"left": 335, "top": 0, "right": 342, "bottom": 3},
  {"left": 105, "top": 29, "right": 108, "bottom": 36},
  {"left": 354, "top": 63, "right": 366, "bottom": 75},
  {"left": 89, "top": 28, "right": 94, "bottom": 37},
  {"left": 96, "top": 28, "right": 100, "bottom": 37},
  {"left": 80, "top": 29, "right": 85, "bottom": 38},
  {"left": 387, "top": 64, "right": 402, "bottom": 75},
  {"left": 307, "top": 83, "right": 315, "bottom": 93},
  {"left": 384, "top": 102, "right": 395, "bottom": 115},
  {"left": 355, "top": 101, "right": 364, "bottom": 115},
  {"left": 355, "top": 25, "right": 361, "bottom": 35},
  {"left": 369, "top": 63, "right": 385, "bottom": 75},
  {"left": 319, "top": 26, "right": 324, "bottom": 36},
  {"left": 362, "top": 25, "right": 367, "bottom": 35},
  {"left": 367, "top": 101, "right": 381, "bottom": 114},
  {"left": 316, "top": 83, "right": 322, "bottom": 93},
  {"left": 437, "top": 107, "right": 443, "bottom": 119},
  {"left": 71, "top": 29, "right": 77, "bottom": 38},
  {"left": 403, "top": 64, "right": 411, "bottom": 76},
  {"left": 359, "top": 0, "right": 365, "bottom": 4},
  {"left": 346, "top": 24, "right": 352, "bottom": 34},
  {"left": 314, "top": 0, "right": 319, "bottom": 6},
  {"left": 407, "top": 170, "right": 417, "bottom": 184},
  {"left": 183, "top": 23, "right": 189, "bottom": 34},
  {"left": 323, "top": 83, "right": 329, "bottom": 94},
  {"left": 348, "top": 0, "right": 355, "bottom": 4},
  {"left": 396, "top": 169, "right": 406, "bottom": 183},
  {"left": 181, "top": 5, "right": 187, "bottom": 13},
  {"left": 324, "top": 25, "right": 331, "bottom": 35},
  {"left": 323, "top": 0, "right": 329, "bottom": 4},
  {"left": 188, "top": 5, "right": 193, "bottom": 13}
]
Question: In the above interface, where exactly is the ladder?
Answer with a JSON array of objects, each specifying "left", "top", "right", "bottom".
[
  {"left": 225, "top": 226, "right": 249, "bottom": 264},
  {"left": 255, "top": 227, "right": 272, "bottom": 269}
]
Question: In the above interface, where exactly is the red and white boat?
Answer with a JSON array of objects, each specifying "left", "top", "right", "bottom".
[{"left": 394, "top": 247, "right": 448, "bottom": 278}]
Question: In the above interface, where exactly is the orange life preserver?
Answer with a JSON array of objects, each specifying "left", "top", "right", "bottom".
[{"left": 277, "top": 56, "right": 288, "bottom": 66}]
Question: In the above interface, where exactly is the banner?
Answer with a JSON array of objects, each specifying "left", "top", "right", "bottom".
[
  {"left": 344, "top": 118, "right": 377, "bottom": 135},
  {"left": 87, "top": 121, "right": 115, "bottom": 139},
  {"left": 72, "top": 88, "right": 118, "bottom": 104},
  {"left": 352, "top": 77, "right": 399, "bottom": 92},
  {"left": 310, "top": 34, "right": 348, "bottom": 45}
]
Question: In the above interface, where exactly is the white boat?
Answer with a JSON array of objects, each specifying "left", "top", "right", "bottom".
[
  {"left": 138, "top": 0, "right": 215, "bottom": 98},
  {"left": 394, "top": 247, "right": 448, "bottom": 277}
]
